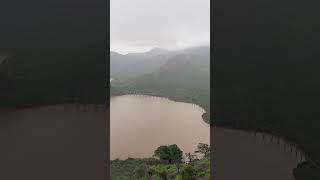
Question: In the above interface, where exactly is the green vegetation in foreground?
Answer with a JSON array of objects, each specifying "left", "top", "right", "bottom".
[
  {"left": 110, "top": 143, "right": 210, "bottom": 180},
  {"left": 110, "top": 158, "right": 144, "bottom": 180}
]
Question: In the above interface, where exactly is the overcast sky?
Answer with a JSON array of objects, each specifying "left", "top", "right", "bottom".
[{"left": 111, "top": 0, "right": 210, "bottom": 54}]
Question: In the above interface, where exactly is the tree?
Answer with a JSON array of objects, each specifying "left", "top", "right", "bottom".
[
  {"left": 185, "top": 152, "right": 197, "bottom": 163},
  {"left": 181, "top": 164, "right": 200, "bottom": 180},
  {"left": 153, "top": 144, "right": 183, "bottom": 164},
  {"left": 195, "top": 143, "right": 210, "bottom": 158}
]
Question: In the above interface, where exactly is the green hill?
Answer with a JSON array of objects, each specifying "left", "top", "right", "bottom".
[{"left": 116, "top": 46, "right": 211, "bottom": 124}]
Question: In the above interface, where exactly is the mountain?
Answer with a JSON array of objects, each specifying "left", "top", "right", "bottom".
[
  {"left": 110, "top": 48, "right": 178, "bottom": 81},
  {"left": 126, "top": 47, "right": 170, "bottom": 57},
  {"left": 121, "top": 46, "right": 211, "bottom": 123},
  {"left": 133, "top": 46, "right": 209, "bottom": 83},
  {"left": 129, "top": 52, "right": 209, "bottom": 89}
]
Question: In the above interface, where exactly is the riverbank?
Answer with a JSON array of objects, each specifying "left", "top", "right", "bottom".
[
  {"left": 110, "top": 95, "right": 209, "bottom": 160},
  {"left": 111, "top": 88, "right": 210, "bottom": 124}
]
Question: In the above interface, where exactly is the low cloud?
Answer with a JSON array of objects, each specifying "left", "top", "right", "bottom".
[{"left": 111, "top": 0, "right": 210, "bottom": 54}]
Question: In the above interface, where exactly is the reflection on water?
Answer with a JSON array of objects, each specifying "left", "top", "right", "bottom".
[{"left": 110, "top": 95, "right": 210, "bottom": 160}]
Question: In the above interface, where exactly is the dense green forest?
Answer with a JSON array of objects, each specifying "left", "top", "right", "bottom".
[{"left": 111, "top": 143, "right": 210, "bottom": 180}]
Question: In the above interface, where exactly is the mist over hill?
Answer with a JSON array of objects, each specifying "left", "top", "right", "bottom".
[
  {"left": 111, "top": 46, "right": 210, "bottom": 124},
  {"left": 110, "top": 46, "right": 210, "bottom": 80},
  {"left": 110, "top": 48, "right": 176, "bottom": 80}
]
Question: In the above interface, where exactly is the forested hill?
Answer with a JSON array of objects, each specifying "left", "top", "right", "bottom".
[
  {"left": 110, "top": 48, "right": 176, "bottom": 80},
  {"left": 112, "top": 46, "right": 211, "bottom": 124}
]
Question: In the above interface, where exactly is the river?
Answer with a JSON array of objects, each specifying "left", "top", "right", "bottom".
[
  {"left": 0, "top": 98, "right": 299, "bottom": 179},
  {"left": 110, "top": 95, "right": 210, "bottom": 159}
]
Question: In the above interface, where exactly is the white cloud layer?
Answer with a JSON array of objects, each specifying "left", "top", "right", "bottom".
[{"left": 111, "top": 0, "right": 210, "bottom": 54}]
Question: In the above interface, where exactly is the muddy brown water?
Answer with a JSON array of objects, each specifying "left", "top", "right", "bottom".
[
  {"left": 0, "top": 97, "right": 299, "bottom": 180},
  {"left": 110, "top": 95, "right": 210, "bottom": 160},
  {"left": 111, "top": 95, "right": 298, "bottom": 179}
]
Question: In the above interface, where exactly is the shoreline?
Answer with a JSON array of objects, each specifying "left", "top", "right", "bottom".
[
  {"left": 111, "top": 93, "right": 210, "bottom": 124},
  {"left": 110, "top": 94, "right": 210, "bottom": 160}
]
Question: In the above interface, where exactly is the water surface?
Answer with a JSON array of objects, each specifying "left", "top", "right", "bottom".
[{"left": 110, "top": 95, "right": 210, "bottom": 159}]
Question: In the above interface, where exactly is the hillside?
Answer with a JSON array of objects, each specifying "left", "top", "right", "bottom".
[
  {"left": 110, "top": 48, "right": 177, "bottom": 81},
  {"left": 115, "top": 46, "right": 211, "bottom": 124}
]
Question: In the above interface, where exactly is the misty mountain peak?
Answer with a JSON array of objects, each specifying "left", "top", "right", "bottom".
[{"left": 149, "top": 47, "right": 168, "bottom": 54}]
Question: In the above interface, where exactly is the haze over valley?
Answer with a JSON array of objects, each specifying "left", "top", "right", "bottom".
[{"left": 110, "top": 45, "right": 211, "bottom": 180}]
